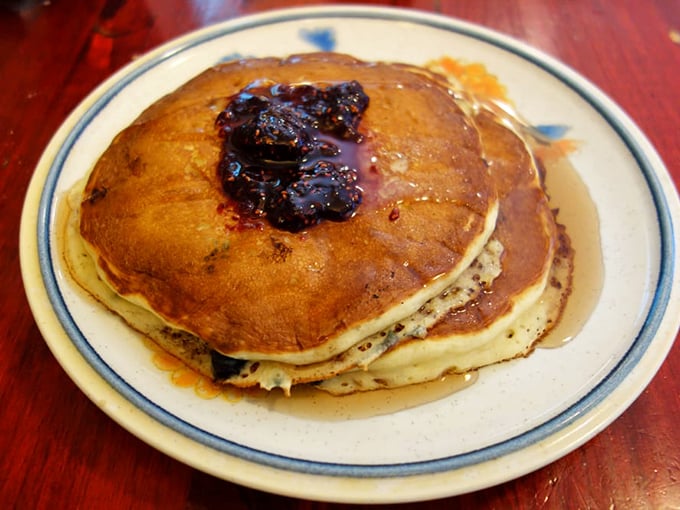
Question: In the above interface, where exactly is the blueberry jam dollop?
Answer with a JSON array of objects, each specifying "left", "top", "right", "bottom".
[{"left": 215, "top": 80, "right": 369, "bottom": 232}]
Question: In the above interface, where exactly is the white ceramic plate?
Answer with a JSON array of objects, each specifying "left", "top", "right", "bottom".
[{"left": 20, "top": 6, "right": 680, "bottom": 504}]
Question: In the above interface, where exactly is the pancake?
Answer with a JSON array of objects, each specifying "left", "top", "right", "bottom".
[
  {"left": 65, "top": 52, "right": 575, "bottom": 396},
  {"left": 76, "top": 53, "right": 499, "bottom": 368}
]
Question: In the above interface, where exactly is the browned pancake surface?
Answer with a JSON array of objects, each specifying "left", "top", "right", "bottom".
[{"left": 79, "top": 53, "right": 497, "bottom": 360}]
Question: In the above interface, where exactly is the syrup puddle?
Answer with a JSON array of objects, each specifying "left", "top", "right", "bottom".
[
  {"left": 537, "top": 149, "right": 603, "bottom": 349},
  {"left": 247, "top": 372, "right": 478, "bottom": 421}
]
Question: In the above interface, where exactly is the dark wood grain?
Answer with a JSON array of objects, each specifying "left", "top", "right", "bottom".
[{"left": 1, "top": 1, "right": 679, "bottom": 508}]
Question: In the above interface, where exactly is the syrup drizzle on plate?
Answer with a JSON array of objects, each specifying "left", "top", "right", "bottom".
[{"left": 538, "top": 148, "right": 603, "bottom": 349}]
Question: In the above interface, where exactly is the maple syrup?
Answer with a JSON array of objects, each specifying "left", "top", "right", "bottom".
[
  {"left": 539, "top": 150, "right": 603, "bottom": 348},
  {"left": 248, "top": 372, "right": 478, "bottom": 421}
]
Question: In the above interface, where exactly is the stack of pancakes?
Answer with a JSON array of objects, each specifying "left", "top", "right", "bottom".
[{"left": 63, "top": 53, "right": 573, "bottom": 395}]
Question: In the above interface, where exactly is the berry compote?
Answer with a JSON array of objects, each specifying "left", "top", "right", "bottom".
[{"left": 215, "top": 80, "right": 369, "bottom": 232}]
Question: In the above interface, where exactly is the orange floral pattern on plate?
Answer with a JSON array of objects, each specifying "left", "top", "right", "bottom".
[
  {"left": 430, "top": 56, "right": 578, "bottom": 158},
  {"left": 428, "top": 56, "right": 510, "bottom": 103}
]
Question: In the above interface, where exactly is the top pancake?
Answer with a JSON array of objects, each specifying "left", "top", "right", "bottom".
[{"left": 78, "top": 53, "right": 498, "bottom": 364}]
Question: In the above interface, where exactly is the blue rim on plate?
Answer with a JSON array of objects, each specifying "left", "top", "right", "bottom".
[{"left": 34, "top": 7, "right": 676, "bottom": 479}]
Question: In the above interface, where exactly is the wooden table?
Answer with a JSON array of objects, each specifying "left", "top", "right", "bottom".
[{"left": 2, "top": 1, "right": 679, "bottom": 507}]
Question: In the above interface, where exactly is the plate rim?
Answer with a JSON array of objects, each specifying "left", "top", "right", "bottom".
[{"left": 19, "top": 5, "right": 680, "bottom": 502}]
